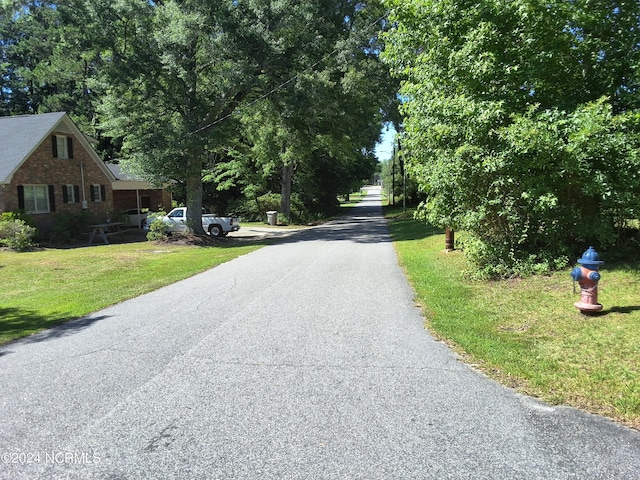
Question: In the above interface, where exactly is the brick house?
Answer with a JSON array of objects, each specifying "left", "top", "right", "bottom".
[{"left": 0, "top": 112, "right": 170, "bottom": 236}]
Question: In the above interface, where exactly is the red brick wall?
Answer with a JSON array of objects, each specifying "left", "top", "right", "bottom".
[{"left": 0, "top": 132, "right": 113, "bottom": 236}]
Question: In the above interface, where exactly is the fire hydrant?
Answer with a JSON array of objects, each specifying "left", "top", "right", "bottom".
[{"left": 570, "top": 246, "right": 604, "bottom": 313}]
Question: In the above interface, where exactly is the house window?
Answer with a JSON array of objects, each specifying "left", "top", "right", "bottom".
[
  {"left": 63, "top": 184, "right": 79, "bottom": 204},
  {"left": 22, "top": 185, "right": 50, "bottom": 214},
  {"left": 90, "top": 184, "right": 106, "bottom": 203},
  {"left": 52, "top": 135, "right": 73, "bottom": 159}
]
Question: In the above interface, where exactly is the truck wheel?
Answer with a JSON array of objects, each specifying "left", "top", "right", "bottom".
[{"left": 208, "top": 224, "right": 223, "bottom": 237}]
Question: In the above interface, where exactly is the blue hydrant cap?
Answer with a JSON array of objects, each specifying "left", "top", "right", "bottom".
[{"left": 577, "top": 246, "right": 604, "bottom": 266}]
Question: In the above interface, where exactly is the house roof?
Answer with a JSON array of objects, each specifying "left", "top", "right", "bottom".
[
  {"left": 106, "top": 163, "right": 141, "bottom": 181},
  {"left": 106, "top": 163, "right": 157, "bottom": 190},
  {"left": 0, "top": 112, "right": 115, "bottom": 184}
]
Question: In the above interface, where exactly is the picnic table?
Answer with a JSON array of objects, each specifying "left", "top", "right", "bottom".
[{"left": 87, "top": 222, "right": 128, "bottom": 245}]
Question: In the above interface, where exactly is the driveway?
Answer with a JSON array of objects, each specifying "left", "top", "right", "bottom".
[{"left": 1, "top": 187, "right": 639, "bottom": 479}]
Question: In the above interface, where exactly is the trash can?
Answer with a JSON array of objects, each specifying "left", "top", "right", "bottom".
[{"left": 267, "top": 211, "right": 278, "bottom": 226}]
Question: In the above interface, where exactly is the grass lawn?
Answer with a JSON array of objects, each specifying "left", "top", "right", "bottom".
[
  {"left": 0, "top": 239, "right": 263, "bottom": 345},
  {"left": 386, "top": 208, "right": 640, "bottom": 430}
]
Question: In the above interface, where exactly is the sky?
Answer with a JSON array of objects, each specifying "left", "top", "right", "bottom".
[{"left": 374, "top": 123, "right": 397, "bottom": 162}]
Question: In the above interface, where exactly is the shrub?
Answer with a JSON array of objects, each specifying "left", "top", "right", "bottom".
[
  {"left": 50, "top": 212, "right": 93, "bottom": 244},
  {"left": 228, "top": 192, "right": 317, "bottom": 224},
  {"left": 146, "top": 211, "right": 170, "bottom": 241},
  {"left": 276, "top": 212, "right": 289, "bottom": 226},
  {"left": 0, "top": 217, "right": 37, "bottom": 251},
  {"left": 457, "top": 231, "right": 570, "bottom": 279},
  {"left": 1, "top": 211, "right": 35, "bottom": 226},
  {"left": 227, "top": 193, "right": 282, "bottom": 222}
]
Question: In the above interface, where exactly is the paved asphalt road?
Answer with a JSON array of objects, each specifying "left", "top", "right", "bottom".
[{"left": 1, "top": 187, "right": 639, "bottom": 479}]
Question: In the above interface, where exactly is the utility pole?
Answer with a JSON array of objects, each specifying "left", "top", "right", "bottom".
[
  {"left": 391, "top": 142, "right": 395, "bottom": 206},
  {"left": 399, "top": 140, "right": 406, "bottom": 214}
]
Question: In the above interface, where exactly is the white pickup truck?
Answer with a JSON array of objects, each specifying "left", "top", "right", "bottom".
[{"left": 147, "top": 207, "right": 240, "bottom": 237}]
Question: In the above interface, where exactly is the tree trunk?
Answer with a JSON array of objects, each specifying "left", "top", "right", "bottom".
[
  {"left": 186, "top": 154, "right": 205, "bottom": 235},
  {"left": 183, "top": 38, "right": 206, "bottom": 235},
  {"left": 281, "top": 162, "right": 293, "bottom": 219}
]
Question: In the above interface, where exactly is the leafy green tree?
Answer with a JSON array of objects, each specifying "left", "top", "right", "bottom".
[
  {"left": 95, "top": 0, "right": 396, "bottom": 232},
  {"left": 1, "top": 1, "right": 59, "bottom": 115},
  {"left": 211, "top": 0, "right": 399, "bottom": 220},
  {"left": 383, "top": 0, "right": 640, "bottom": 277},
  {"left": 0, "top": 0, "right": 101, "bottom": 131}
]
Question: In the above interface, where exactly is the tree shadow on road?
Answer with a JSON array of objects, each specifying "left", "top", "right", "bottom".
[{"left": 0, "top": 307, "right": 110, "bottom": 348}]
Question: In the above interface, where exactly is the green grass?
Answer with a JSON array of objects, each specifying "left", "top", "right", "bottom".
[
  {"left": 0, "top": 240, "right": 262, "bottom": 344},
  {"left": 386, "top": 208, "right": 640, "bottom": 429}
]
